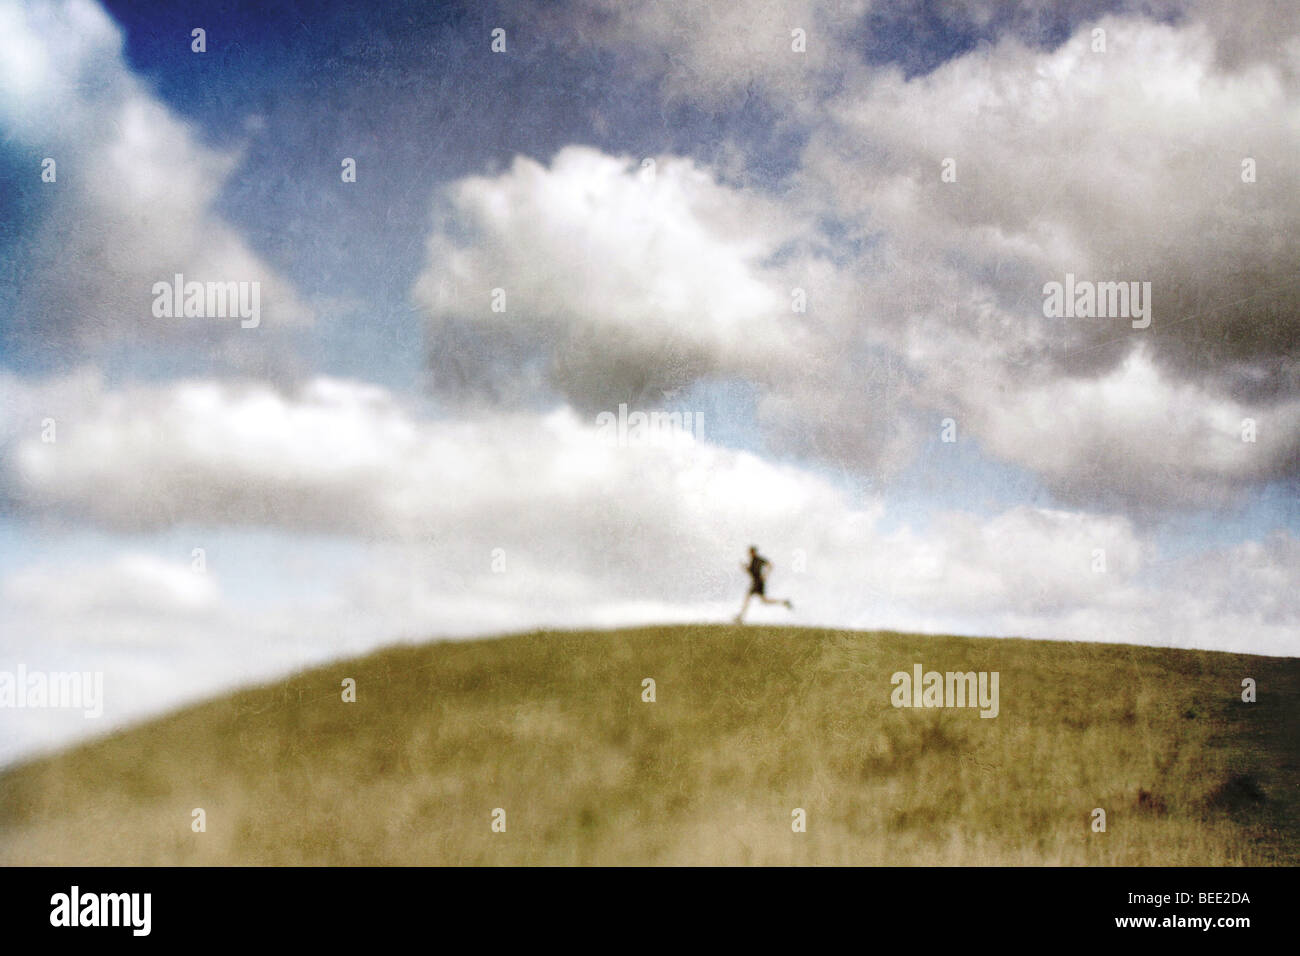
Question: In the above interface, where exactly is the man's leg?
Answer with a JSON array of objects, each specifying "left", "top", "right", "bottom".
[{"left": 735, "top": 591, "right": 753, "bottom": 623}]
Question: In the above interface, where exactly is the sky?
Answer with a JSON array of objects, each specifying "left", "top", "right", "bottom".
[{"left": 0, "top": 0, "right": 1297, "bottom": 765}]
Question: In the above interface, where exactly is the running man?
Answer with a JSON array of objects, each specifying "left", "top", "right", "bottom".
[{"left": 734, "top": 545, "right": 793, "bottom": 623}]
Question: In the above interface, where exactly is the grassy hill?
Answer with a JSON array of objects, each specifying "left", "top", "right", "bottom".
[{"left": 1, "top": 625, "right": 1296, "bottom": 865}]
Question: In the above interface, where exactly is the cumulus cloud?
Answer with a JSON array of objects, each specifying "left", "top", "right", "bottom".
[
  {"left": 969, "top": 347, "right": 1300, "bottom": 509},
  {"left": 415, "top": 147, "right": 811, "bottom": 403},
  {"left": 413, "top": 145, "right": 930, "bottom": 473},
  {"left": 3, "top": 369, "right": 865, "bottom": 579},
  {"left": 0, "top": 0, "right": 312, "bottom": 360},
  {"left": 4, "top": 369, "right": 1296, "bottom": 648},
  {"left": 794, "top": 15, "right": 1300, "bottom": 506},
  {"left": 812, "top": 15, "right": 1300, "bottom": 372},
  {"left": 438, "top": 9, "right": 1300, "bottom": 511}
]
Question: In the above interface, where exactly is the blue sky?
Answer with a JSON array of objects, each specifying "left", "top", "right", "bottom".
[{"left": 1, "top": 0, "right": 1297, "bottom": 764}]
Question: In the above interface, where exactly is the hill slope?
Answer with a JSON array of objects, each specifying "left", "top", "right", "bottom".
[{"left": 1, "top": 625, "right": 1296, "bottom": 865}]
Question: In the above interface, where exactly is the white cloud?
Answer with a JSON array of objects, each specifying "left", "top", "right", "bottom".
[
  {"left": 412, "top": 145, "right": 929, "bottom": 474},
  {"left": 3, "top": 369, "right": 1296, "bottom": 649},
  {"left": 793, "top": 15, "right": 1300, "bottom": 505},
  {"left": 414, "top": 146, "right": 817, "bottom": 409},
  {"left": 0, "top": 0, "right": 312, "bottom": 356},
  {"left": 969, "top": 347, "right": 1300, "bottom": 508},
  {"left": 405, "top": 12, "right": 1300, "bottom": 511}
]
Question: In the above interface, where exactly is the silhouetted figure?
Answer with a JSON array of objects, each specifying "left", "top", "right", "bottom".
[{"left": 735, "top": 545, "right": 793, "bottom": 624}]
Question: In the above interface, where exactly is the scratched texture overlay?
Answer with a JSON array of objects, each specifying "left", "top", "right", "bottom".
[{"left": 0, "top": 0, "right": 1296, "bottom": 875}]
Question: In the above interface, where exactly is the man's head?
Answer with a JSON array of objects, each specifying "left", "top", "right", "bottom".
[{"left": 749, "top": 545, "right": 758, "bottom": 556}]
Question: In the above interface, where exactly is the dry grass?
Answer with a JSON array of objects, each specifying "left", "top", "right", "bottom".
[{"left": 1, "top": 625, "right": 1295, "bottom": 865}]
